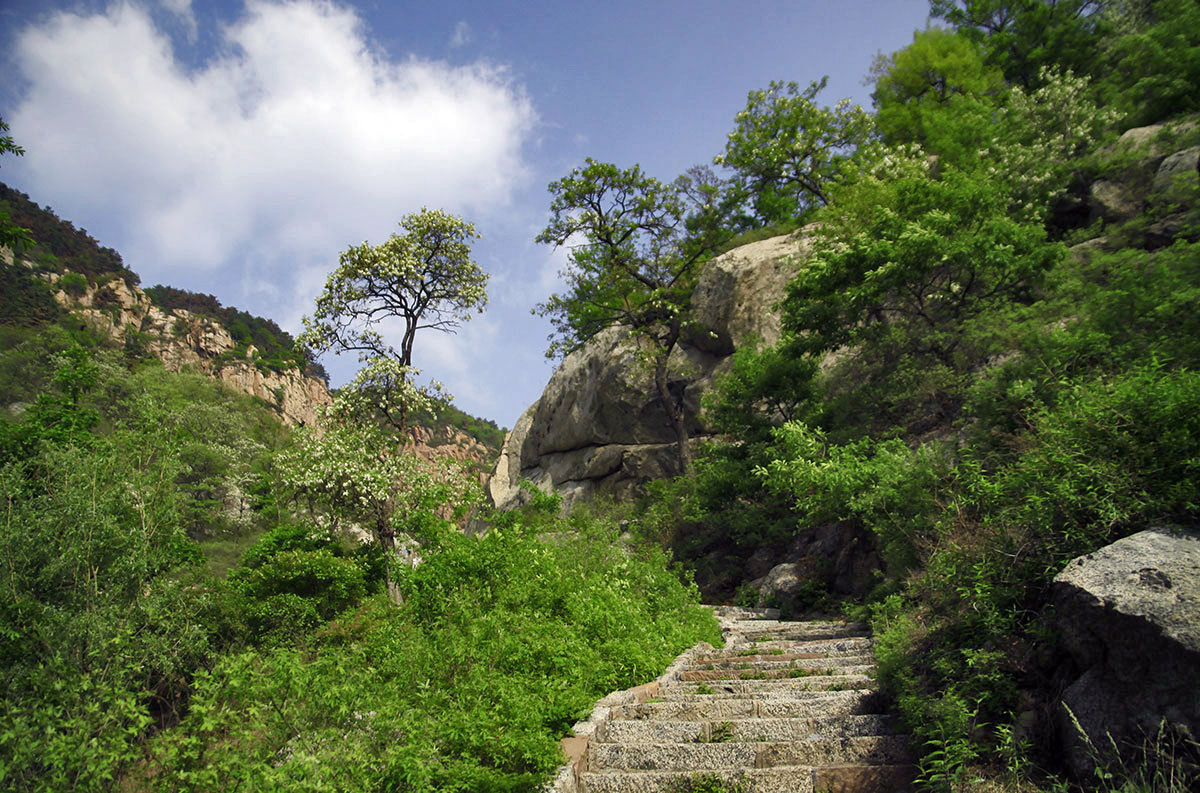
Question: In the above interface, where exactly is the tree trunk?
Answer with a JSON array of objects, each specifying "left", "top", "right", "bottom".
[
  {"left": 653, "top": 350, "right": 691, "bottom": 474},
  {"left": 376, "top": 517, "right": 404, "bottom": 606}
]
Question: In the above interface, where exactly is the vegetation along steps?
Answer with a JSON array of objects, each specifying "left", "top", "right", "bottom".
[{"left": 549, "top": 606, "right": 915, "bottom": 793}]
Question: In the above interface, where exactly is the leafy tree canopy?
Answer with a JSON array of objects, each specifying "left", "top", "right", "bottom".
[
  {"left": 714, "top": 77, "right": 874, "bottom": 226},
  {"left": 869, "top": 27, "right": 1006, "bottom": 147},
  {"left": 300, "top": 208, "right": 488, "bottom": 368},
  {"left": 1094, "top": 0, "right": 1200, "bottom": 125},
  {"left": 535, "top": 160, "right": 730, "bottom": 357},
  {"left": 0, "top": 119, "right": 32, "bottom": 253},
  {"left": 930, "top": 0, "right": 1110, "bottom": 86}
]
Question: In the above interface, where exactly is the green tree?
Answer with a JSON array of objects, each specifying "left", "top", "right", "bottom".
[
  {"left": 1095, "top": 0, "right": 1200, "bottom": 125},
  {"left": 535, "top": 160, "right": 733, "bottom": 471},
  {"left": 300, "top": 208, "right": 488, "bottom": 373},
  {"left": 0, "top": 116, "right": 33, "bottom": 252},
  {"left": 929, "top": 0, "right": 1110, "bottom": 86},
  {"left": 786, "top": 155, "right": 1062, "bottom": 367},
  {"left": 714, "top": 77, "right": 874, "bottom": 225},
  {"left": 868, "top": 27, "right": 1006, "bottom": 148}
]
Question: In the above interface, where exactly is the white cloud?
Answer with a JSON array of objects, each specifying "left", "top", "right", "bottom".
[
  {"left": 10, "top": 0, "right": 536, "bottom": 295},
  {"left": 450, "top": 20, "right": 472, "bottom": 48}
]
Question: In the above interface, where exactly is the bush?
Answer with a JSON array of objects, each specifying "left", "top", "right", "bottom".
[{"left": 153, "top": 506, "right": 720, "bottom": 791}]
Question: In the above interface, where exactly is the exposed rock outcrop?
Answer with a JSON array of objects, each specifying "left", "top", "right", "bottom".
[
  {"left": 1053, "top": 526, "right": 1200, "bottom": 782},
  {"left": 489, "top": 232, "right": 809, "bottom": 510},
  {"left": 1088, "top": 116, "right": 1200, "bottom": 245},
  {"left": 39, "top": 266, "right": 332, "bottom": 426}
]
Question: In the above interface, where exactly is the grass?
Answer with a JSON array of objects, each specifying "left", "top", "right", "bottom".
[{"left": 197, "top": 528, "right": 265, "bottom": 577}]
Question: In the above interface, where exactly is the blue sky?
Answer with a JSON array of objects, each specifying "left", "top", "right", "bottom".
[{"left": 0, "top": 0, "right": 931, "bottom": 428}]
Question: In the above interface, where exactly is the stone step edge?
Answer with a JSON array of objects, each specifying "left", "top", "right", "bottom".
[
  {"left": 576, "top": 764, "right": 917, "bottom": 793},
  {"left": 547, "top": 636, "right": 719, "bottom": 793},
  {"left": 546, "top": 609, "right": 871, "bottom": 792}
]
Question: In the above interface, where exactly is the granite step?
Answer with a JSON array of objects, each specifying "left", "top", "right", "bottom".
[
  {"left": 599, "top": 713, "right": 899, "bottom": 744},
  {"left": 566, "top": 610, "right": 913, "bottom": 793},
  {"left": 607, "top": 689, "right": 888, "bottom": 722},
  {"left": 588, "top": 735, "right": 912, "bottom": 771},
  {"left": 659, "top": 675, "right": 876, "bottom": 698}
]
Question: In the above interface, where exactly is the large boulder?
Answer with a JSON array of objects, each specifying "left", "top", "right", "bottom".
[
  {"left": 489, "top": 231, "right": 808, "bottom": 510},
  {"left": 1052, "top": 526, "right": 1200, "bottom": 781},
  {"left": 1088, "top": 116, "right": 1199, "bottom": 239}
]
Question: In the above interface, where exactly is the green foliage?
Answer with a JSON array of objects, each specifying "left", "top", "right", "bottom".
[
  {"left": 929, "top": 0, "right": 1110, "bottom": 87},
  {"left": 1094, "top": 0, "right": 1200, "bottom": 126},
  {"left": 0, "top": 259, "right": 65, "bottom": 328},
  {"left": 234, "top": 549, "right": 369, "bottom": 644},
  {"left": 869, "top": 27, "right": 1006, "bottom": 147},
  {"left": 714, "top": 77, "right": 874, "bottom": 225},
  {"left": 757, "top": 423, "right": 949, "bottom": 573},
  {"left": 787, "top": 164, "right": 1063, "bottom": 366},
  {"left": 300, "top": 207, "right": 488, "bottom": 369},
  {"left": 151, "top": 507, "right": 719, "bottom": 792},
  {"left": 0, "top": 182, "right": 133, "bottom": 282},
  {"left": 0, "top": 123, "right": 34, "bottom": 252}
]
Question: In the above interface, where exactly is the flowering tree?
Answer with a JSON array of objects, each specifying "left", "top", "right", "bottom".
[
  {"left": 276, "top": 367, "right": 482, "bottom": 603},
  {"left": 299, "top": 207, "right": 488, "bottom": 377}
]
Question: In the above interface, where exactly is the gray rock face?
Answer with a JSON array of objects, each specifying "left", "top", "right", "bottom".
[
  {"left": 1088, "top": 116, "right": 1200, "bottom": 238},
  {"left": 746, "top": 522, "right": 882, "bottom": 610},
  {"left": 1052, "top": 527, "right": 1200, "bottom": 780},
  {"left": 489, "top": 232, "right": 808, "bottom": 510}
]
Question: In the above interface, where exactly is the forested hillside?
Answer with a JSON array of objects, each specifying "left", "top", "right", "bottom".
[
  {"left": 2, "top": 0, "right": 1198, "bottom": 791},
  {"left": 578, "top": 1, "right": 1198, "bottom": 789}
]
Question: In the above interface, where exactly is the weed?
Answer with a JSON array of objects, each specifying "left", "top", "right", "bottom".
[
  {"left": 673, "top": 773, "right": 749, "bottom": 793},
  {"left": 694, "top": 721, "right": 737, "bottom": 744}
]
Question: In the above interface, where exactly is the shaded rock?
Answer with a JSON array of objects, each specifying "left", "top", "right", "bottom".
[
  {"left": 1089, "top": 179, "right": 1143, "bottom": 224},
  {"left": 490, "top": 230, "right": 808, "bottom": 510},
  {"left": 1087, "top": 116, "right": 1199, "bottom": 231},
  {"left": 1151, "top": 145, "right": 1200, "bottom": 195},
  {"left": 1053, "top": 526, "right": 1200, "bottom": 782},
  {"left": 746, "top": 523, "right": 882, "bottom": 613}
]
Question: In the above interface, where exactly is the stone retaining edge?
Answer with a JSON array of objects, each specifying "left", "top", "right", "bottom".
[{"left": 544, "top": 606, "right": 778, "bottom": 792}]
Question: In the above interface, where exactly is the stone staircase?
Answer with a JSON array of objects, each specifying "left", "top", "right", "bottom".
[{"left": 550, "top": 606, "right": 914, "bottom": 793}]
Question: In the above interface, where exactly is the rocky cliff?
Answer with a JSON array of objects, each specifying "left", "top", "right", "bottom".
[
  {"left": 489, "top": 231, "right": 811, "bottom": 510},
  {"left": 8, "top": 252, "right": 336, "bottom": 427},
  {"left": 492, "top": 115, "right": 1200, "bottom": 513}
]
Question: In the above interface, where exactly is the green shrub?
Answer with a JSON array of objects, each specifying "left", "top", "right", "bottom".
[
  {"left": 153, "top": 507, "right": 719, "bottom": 791},
  {"left": 58, "top": 271, "right": 88, "bottom": 297}
]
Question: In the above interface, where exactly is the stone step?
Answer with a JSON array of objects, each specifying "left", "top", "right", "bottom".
[
  {"left": 588, "top": 734, "right": 913, "bottom": 771},
  {"left": 697, "top": 638, "right": 873, "bottom": 663},
  {"left": 679, "top": 665, "right": 875, "bottom": 682},
  {"left": 608, "top": 689, "right": 887, "bottom": 722},
  {"left": 580, "top": 766, "right": 815, "bottom": 793},
  {"left": 711, "top": 606, "right": 782, "bottom": 620},
  {"left": 580, "top": 764, "right": 917, "bottom": 793},
  {"left": 661, "top": 675, "right": 875, "bottom": 698},
  {"left": 688, "top": 655, "right": 875, "bottom": 672},
  {"left": 734, "top": 627, "right": 870, "bottom": 643},
  {"left": 813, "top": 763, "right": 917, "bottom": 793},
  {"left": 599, "top": 714, "right": 899, "bottom": 744}
]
